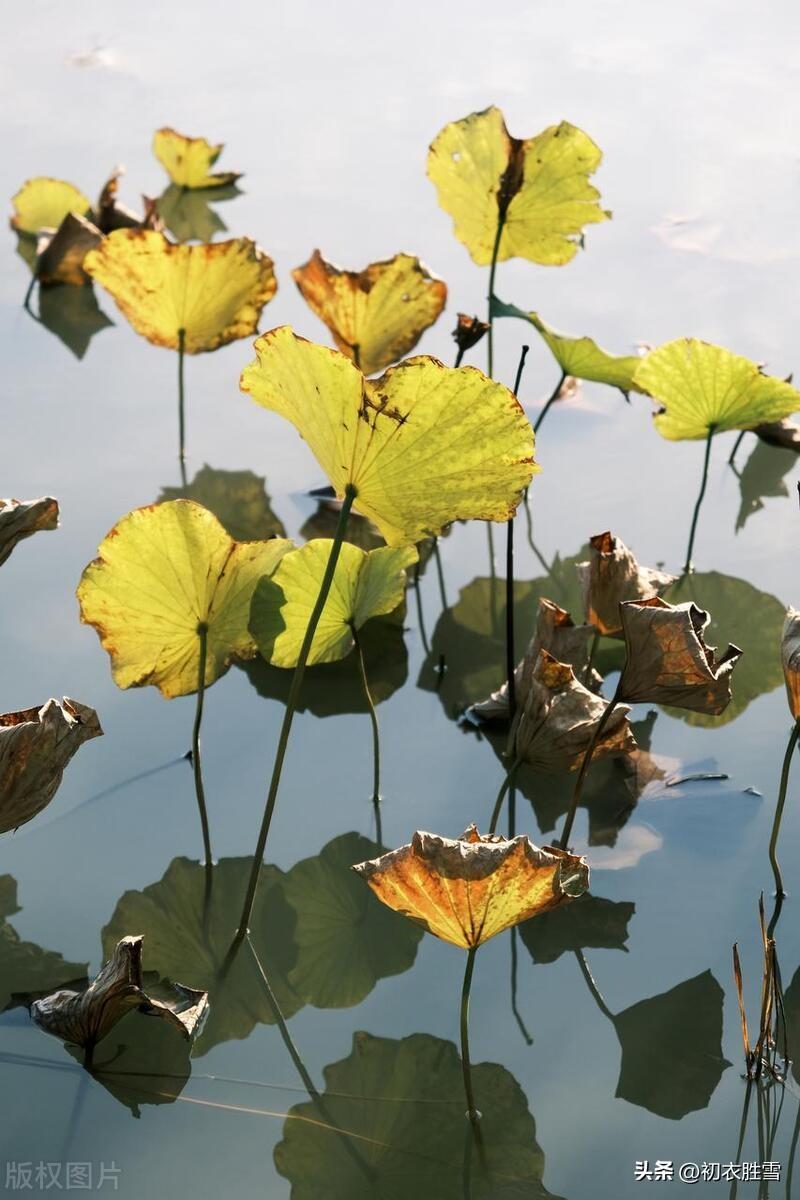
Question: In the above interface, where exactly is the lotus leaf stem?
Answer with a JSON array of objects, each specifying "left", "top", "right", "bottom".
[
  {"left": 533, "top": 370, "right": 567, "bottom": 435},
  {"left": 351, "top": 623, "right": 383, "bottom": 846},
  {"left": 460, "top": 946, "right": 481, "bottom": 1130},
  {"left": 177, "top": 327, "right": 187, "bottom": 484},
  {"left": 191, "top": 622, "right": 213, "bottom": 910},
  {"left": 558, "top": 681, "right": 623, "bottom": 849},
  {"left": 768, "top": 719, "right": 800, "bottom": 899},
  {"left": 683, "top": 423, "right": 716, "bottom": 573}
]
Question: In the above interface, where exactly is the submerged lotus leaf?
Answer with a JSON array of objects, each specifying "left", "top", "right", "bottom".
[
  {"left": 32, "top": 936, "right": 208, "bottom": 1051},
  {"left": 280, "top": 833, "right": 422, "bottom": 1009},
  {"left": 618, "top": 596, "right": 742, "bottom": 716},
  {"left": 77, "top": 500, "right": 291, "bottom": 698},
  {"left": 514, "top": 651, "right": 635, "bottom": 772},
  {"left": 427, "top": 106, "right": 609, "bottom": 267},
  {"left": 492, "top": 300, "right": 641, "bottom": 392},
  {"left": 782, "top": 608, "right": 800, "bottom": 719},
  {"left": 275, "top": 1030, "right": 560, "bottom": 1200},
  {"left": 292, "top": 250, "right": 447, "bottom": 376},
  {"left": 158, "top": 464, "right": 286, "bottom": 542},
  {"left": 35, "top": 213, "right": 103, "bottom": 286},
  {"left": 102, "top": 856, "right": 301, "bottom": 1055},
  {"left": 10, "top": 177, "right": 91, "bottom": 235},
  {"left": 520, "top": 892, "right": 635, "bottom": 963},
  {"left": 0, "top": 698, "right": 102, "bottom": 835},
  {"left": 241, "top": 327, "right": 535, "bottom": 546},
  {"left": 577, "top": 531, "right": 676, "bottom": 636},
  {"left": 250, "top": 540, "right": 416, "bottom": 667},
  {"left": 0, "top": 876, "right": 88, "bottom": 1012},
  {"left": 152, "top": 127, "right": 242, "bottom": 189},
  {"left": 84, "top": 230, "right": 277, "bottom": 353},
  {"left": 156, "top": 182, "right": 238, "bottom": 243},
  {"left": 0, "top": 496, "right": 59, "bottom": 566},
  {"left": 634, "top": 339, "right": 800, "bottom": 440},
  {"left": 353, "top": 824, "right": 588, "bottom": 950}
]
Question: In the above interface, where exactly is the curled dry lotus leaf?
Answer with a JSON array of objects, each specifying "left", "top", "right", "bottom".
[
  {"left": 35, "top": 213, "right": 103, "bottom": 286},
  {"left": 76, "top": 500, "right": 292, "bottom": 698},
  {"left": 754, "top": 417, "right": 800, "bottom": 450},
  {"left": 241, "top": 326, "right": 536, "bottom": 546},
  {"left": 472, "top": 598, "right": 601, "bottom": 721},
  {"left": 152, "top": 127, "right": 242, "bottom": 189},
  {"left": 618, "top": 596, "right": 742, "bottom": 715},
  {"left": 427, "top": 105, "right": 609, "bottom": 267},
  {"left": 292, "top": 250, "right": 447, "bottom": 376},
  {"left": 95, "top": 167, "right": 149, "bottom": 234},
  {"left": 634, "top": 339, "right": 800, "bottom": 440},
  {"left": 250, "top": 540, "right": 416, "bottom": 667},
  {"left": 352, "top": 823, "right": 588, "bottom": 949},
  {"left": 0, "top": 698, "right": 102, "bottom": 835},
  {"left": 10, "top": 177, "right": 91, "bottom": 235},
  {"left": 0, "top": 496, "right": 58, "bottom": 566},
  {"left": 514, "top": 650, "right": 635, "bottom": 772},
  {"left": 452, "top": 312, "right": 489, "bottom": 354},
  {"left": 158, "top": 464, "right": 286, "bottom": 542},
  {"left": 577, "top": 531, "right": 676, "bottom": 636},
  {"left": 782, "top": 608, "right": 800, "bottom": 719},
  {"left": 32, "top": 935, "right": 208, "bottom": 1050},
  {"left": 1, "top": 876, "right": 88, "bottom": 1012},
  {"left": 492, "top": 299, "right": 641, "bottom": 392},
  {"left": 84, "top": 230, "right": 277, "bottom": 353}
]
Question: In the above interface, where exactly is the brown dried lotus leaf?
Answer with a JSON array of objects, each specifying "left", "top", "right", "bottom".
[
  {"left": 36, "top": 213, "right": 103, "bottom": 286},
  {"left": 514, "top": 649, "right": 635, "bottom": 772},
  {"left": 352, "top": 824, "right": 587, "bottom": 949},
  {"left": 0, "top": 496, "right": 59, "bottom": 566},
  {"left": 31, "top": 935, "right": 208, "bottom": 1050},
  {"left": 755, "top": 419, "right": 800, "bottom": 451},
  {"left": 577, "top": 531, "right": 676, "bottom": 636},
  {"left": 0, "top": 698, "right": 102, "bottom": 835},
  {"left": 452, "top": 313, "right": 489, "bottom": 354},
  {"left": 782, "top": 608, "right": 800, "bottom": 720},
  {"left": 618, "top": 596, "right": 742, "bottom": 714}
]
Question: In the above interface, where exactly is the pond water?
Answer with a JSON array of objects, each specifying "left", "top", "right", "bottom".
[{"left": 2, "top": 1, "right": 800, "bottom": 1196}]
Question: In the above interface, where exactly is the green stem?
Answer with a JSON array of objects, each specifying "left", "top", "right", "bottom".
[
  {"left": 178, "top": 328, "right": 187, "bottom": 476},
  {"left": 504, "top": 345, "right": 529, "bottom": 722},
  {"left": 460, "top": 947, "right": 481, "bottom": 1129},
  {"left": 486, "top": 216, "right": 506, "bottom": 380},
  {"left": 488, "top": 759, "right": 521, "bottom": 835},
  {"left": 683, "top": 424, "right": 716, "bottom": 574},
  {"left": 455, "top": 345, "right": 466, "bottom": 369},
  {"left": 768, "top": 720, "right": 800, "bottom": 899},
  {"left": 191, "top": 623, "right": 213, "bottom": 908},
  {"left": 533, "top": 371, "right": 567, "bottom": 435},
  {"left": 352, "top": 624, "right": 382, "bottom": 846},
  {"left": 412, "top": 561, "right": 431, "bottom": 656},
  {"left": 225, "top": 484, "right": 357, "bottom": 968},
  {"left": 728, "top": 429, "right": 747, "bottom": 468},
  {"left": 558, "top": 683, "right": 622, "bottom": 849},
  {"left": 583, "top": 629, "right": 600, "bottom": 687}
]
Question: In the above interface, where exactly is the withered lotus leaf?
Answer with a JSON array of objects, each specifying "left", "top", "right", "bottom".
[
  {"left": 32, "top": 935, "right": 208, "bottom": 1050},
  {"left": 618, "top": 597, "right": 742, "bottom": 714},
  {"left": 152, "top": 127, "right": 242, "bottom": 190},
  {"left": 755, "top": 418, "right": 800, "bottom": 450},
  {"left": 782, "top": 608, "right": 800, "bottom": 720},
  {"left": 10, "top": 177, "right": 91, "bottom": 236},
  {"left": 84, "top": 230, "right": 277, "bottom": 353},
  {"left": 35, "top": 213, "right": 103, "bottom": 287},
  {"left": 514, "top": 650, "right": 635, "bottom": 772},
  {"left": 241, "top": 326, "right": 536, "bottom": 546},
  {"left": 0, "top": 698, "right": 102, "bottom": 836},
  {"left": 95, "top": 167, "right": 155, "bottom": 234},
  {"left": 0, "top": 496, "right": 59, "bottom": 566},
  {"left": 452, "top": 312, "right": 489, "bottom": 354},
  {"left": 427, "top": 106, "right": 609, "bottom": 266},
  {"left": 577, "top": 532, "right": 676, "bottom": 636},
  {"left": 76, "top": 500, "right": 292, "bottom": 698},
  {"left": 292, "top": 250, "right": 447, "bottom": 376},
  {"left": 352, "top": 823, "right": 588, "bottom": 949}
]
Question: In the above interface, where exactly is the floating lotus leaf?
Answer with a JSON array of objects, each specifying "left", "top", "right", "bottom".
[
  {"left": 782, "top": 608, "right": 800, "bottom": 719},
  {"left": 156, "top": 182, "right": 239, "bottom": 244},
  {"left": 10, "top": 177, "right": 91, "bottom": 235},
  {"left": 300, "top": 496, "right": 384, "bottom": 552},
  {"left": 275, "top": 1031, "right": 561, "bottom": 1199},
  {"left": 353, "top": 824, "right": 587, "bottom": 950},
  {"left": 492, "top": 300, "right": 641, "bottom": 391},
  {"left": 102, "top": 856, "right": 301, "bottom": 1055},
  {"left": 31, "top": 283, "right": 114, "bottom": 359},
  {"left": 32, "top": 936, "right": 207, "bottom": 1051},
  {"left": 0, "top": 698, "right": 102, "bottom": 835},
  {"left": 279, "top": 833, "right": 422, "bottom": 1008},
  {"left": 152, "top": 127, "right": 242, "bottom": 189},
  {"left": 158, "top": 464, "right": 286, "bottom": 542},
  {"left": 292, "top": 250, "right": 446, "bottom": 376},
  {"left": 241, "top": 327, "right": 536, "bottom": 546},
  {"left": 613, "top": 970, "right": 729, "bottom": 1119},
  {"left": 520, "top": 892, "right": 635, "bottom": 963},
  {"left": 84, "top": 230, "right": 277, "bottom": 353},
  {"left": 0, "top": 876, "right": 88, "bottom": 1012},
  {"left": 250, "top": 540, "right": 416, "bottom": 667},
  {"left": 577, "top": 532, "right": 676, "bottom": 636},
  {"left": 427, "top": 106, "right": 609, "bottom": 267},
  {"left": 735, "top": 439, "right": 799, "bottom": 531},
  {"left": 35, "top": 213, "right": 103, "bottom": 286},
  {"left": 77, "top": 500, "right": 292, "bottom": 698},
  {"left": 634, "top": 339, "right": 800, "bottom": 440},
  {"left": 0, "top": 496, "right": 58, "bottom": 566}
]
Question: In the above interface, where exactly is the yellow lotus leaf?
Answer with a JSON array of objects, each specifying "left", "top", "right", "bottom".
[
  {"left": 634, "top": 339, "right": 800, "bottom": 440},
  {"left": 76, "top": 500, "right": 292, "bottom": 698},
  {"left": 782, "top": 608, "right": 800, "bottom": 720},
  {"left": 250, "top": 540, "right": 416, "bottom": 667},
  {"left": 152, "top": 127, "right": 242, "bottom": 190},
  {"left": 352, "top": 824, "right": 588, "bottom": 949},
  {"left": 84, "top": 230, "right": 277, "bottom": 353},
  {"left": 10, "top": 177, "right": 91, "bottom": 236},
  {"left": 427, "top": 106, "right": 609, "bottom": 267},
  {"left": 291, "top": 250, "right": 447, "bottom": 376},
  {"left": 241, "top": 327, "right": 536, "bottom": 546}
]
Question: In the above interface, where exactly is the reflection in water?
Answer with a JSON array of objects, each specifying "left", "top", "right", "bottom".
[
  {"left": 274, "top": 1030, "right": 564, "bottom": 1198},
  {"left": 734, "top": 439, "right": 800, "bottom": 532},
  {"left": 158, "top": 464, "right": 287, "bottom": 541},
  {"left": 0, "top": 876, "right": 87, "bottom": 1012},
  {"left": 301, "top": 497, "right": 384, "bottom": 551},
  {"left": 23, "top": 280, "right": 113, "bottom": 359},
  {"left": 519, "top": 892, "right": 634, "bottom": 963},
  {"left": 156, "top": 183, "right": 241, "bottom": 243}
]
